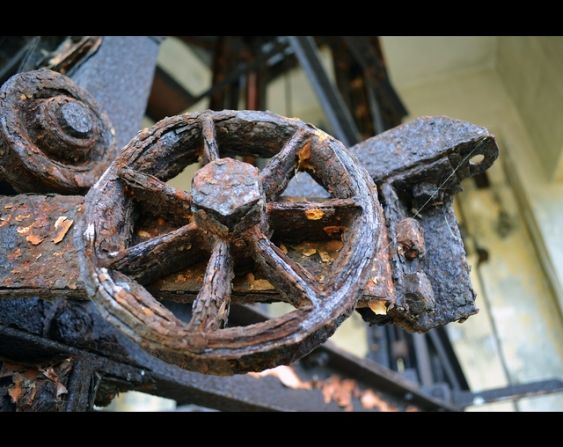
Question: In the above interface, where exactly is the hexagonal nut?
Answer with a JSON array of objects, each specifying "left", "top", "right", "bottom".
[{"left": 191, "top": 158, "right": 264, "bottom": 235}]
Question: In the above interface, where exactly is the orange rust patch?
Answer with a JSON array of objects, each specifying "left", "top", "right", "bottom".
[
  {"left": 251, "top": 278, "right": 275, "bottom": 291},
  {"left": 302, "top": 248, "right": 317, "bottom": 257},
  {"left": 26, "top": 233, "right": 44, "bottom": 246},
  {"left": 52, "top": 217, "right": 74, "bottom": 244},
  {"left": 318, "top": 250, "right": 333, "bottom": 263},
  {"left": 304, "top": 208, "right": 325, "bottom": 220},
  {"left": 14, "top": 213, "right": 31, "bottom": 222},
  {"left": 360, "top": 389, "right": 398, "bottom": 412},
  {"left": 115, "top": 288, "right": 129, "bottom": 305},
  {"left": 324, "top": 240, "right": 343, "bottom": 252},
  {"left": 297, "top": 141, "right": 314, "bottom": 171},
  {"left": 141, "top": 306, "right": 155, "bottom": 317},
  {"left": 17, "top": 225, "right": 31, "bottom": 235}
]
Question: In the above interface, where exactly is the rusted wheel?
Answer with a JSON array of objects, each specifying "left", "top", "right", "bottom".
[
  {"left": 80, "top": 110, "right": 382, "bottom": 375},
  {"left": 0, "top": 68, "right": 116, "bottom": 193}
]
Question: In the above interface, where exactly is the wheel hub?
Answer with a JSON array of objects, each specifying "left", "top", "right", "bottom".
[{"left": 191, "top": 158, "right": 264, "bottom": 237}]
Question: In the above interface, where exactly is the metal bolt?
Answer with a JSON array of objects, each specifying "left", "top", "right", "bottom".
[
  {"left": 396, "top": 217, "right": 425, "bottom": 260},
  {"left": 191, "top": 158, "right": 264, "bottom": 236},
  {"left": 51, "top": 303, "right": 94, "bottom": 343},
  {"left": 57, "top": 101, "right": 93, "bottom": 138}
]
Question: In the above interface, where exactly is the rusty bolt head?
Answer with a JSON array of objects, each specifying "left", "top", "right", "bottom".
[
  {"left": 403, "top": 272, "right": 435, "bottom": 315},
  {"left": 33, "top": 96, "right": 97, "bottom": 163},
  {"left": 396, "top": 217, "right": 425, "bottom": 260},
  {"left": 57, "top": 100, "right": 93, "bottom": 138},
  {"left": 191, "top": 158, "right": 264, "bottom": 236}
]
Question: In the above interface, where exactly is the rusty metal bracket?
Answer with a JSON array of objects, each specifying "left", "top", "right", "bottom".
[{"left": 351, "top": 116, "right": 499, "bottom": 331}]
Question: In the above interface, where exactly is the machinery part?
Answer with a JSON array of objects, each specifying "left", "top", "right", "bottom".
[
  {"left": 0, "top": 320, "right": 447, "bottom": 412},
  {"left": 68, "top": 36, "right": 161, "bottom": 148},
  {"left": 0, "top": 36, "right": 160, "bottom": 151},
  {"left": 0, "top": 68, "right": 116, "bottom": 194},
  {"left": 0, "top": 37, "right": 102, "bottom": 83},
  {"left": 0, "top": 117, "right": 498, "bottom": 327},
  {"left": 351, "top": 116, "right": 499, "bottom": 331},
  {"left": 0, "top": 116, "right": 498, "bottom": 332},
  {"left": 79, "top": 110, "right": 382, "bottom": 375},
  {"left": 451, "top": 379, "right": 563, "bottom": 408},
  {"left": 0, "top": 114, "right": 499, "bottom": 374}
]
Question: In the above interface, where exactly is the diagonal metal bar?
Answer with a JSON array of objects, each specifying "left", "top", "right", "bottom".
[
  {"left": 288, "top": 36, "right": 360, "bottom": 147},
  {"left": 250, "top": 229, "right": 318, "bottom": 309},
  {"left": 260, "top": 128, "right": 308, "bottom": 200},
  {"left": 109, "top": 223, "right": 199, "bottom": 285},
  {"left": 452, "top": 379, "right": 563, "bottom": 408}
]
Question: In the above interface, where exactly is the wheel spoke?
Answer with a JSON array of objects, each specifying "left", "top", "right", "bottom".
[
  {"left": 267, "top": 197, "right": 359, "bottom": 242},
  {"left": 109, "top": 223, "right": 200, "bottom": 285},
  {"left": 187, "top": 239, "right": 234, "bottom": 332},
  {"left": 260, "top": 129, "right": 309, "bottom": 201},
  {"left": 249, "top": 228, "right": 318, "bottom": 308},
  {"left": 118, "top": 167, "right": 191, "bottom": 222},
  {"left": 200, "top": 114, "right": 220, "bottom": 163}
]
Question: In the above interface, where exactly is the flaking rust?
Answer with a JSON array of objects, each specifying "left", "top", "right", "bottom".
[
  {"left": 0, "top": 71, "right": 499, "bottom": 375},
  {"left": 0, "top": 194, "right": 83, "bottom": 294},
  {"left": 0, "top": 69, "right": 116, "bottom": 193},
  {"left": 0, "top": 357, "right": 73, "bottom": 412},
  {"left": 79, "top": 110, "right": 382, "bottom": 374}
]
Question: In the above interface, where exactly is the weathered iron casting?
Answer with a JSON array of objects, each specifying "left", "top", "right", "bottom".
[
  {"left": 0, "top": 68, "right": 117, "bottom": 193},
  {"left": 0, "top": 69, "right": 499, "bottom": 376}
]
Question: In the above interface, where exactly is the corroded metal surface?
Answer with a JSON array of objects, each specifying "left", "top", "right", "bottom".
[
  {"left": 0, "top": 99, "right": 499, "bottom": 376},
  {"left": 46, "top": 37, "right": 102, "bottom": 75},
  {"left": 79, "top": 110, "right": 382, "bottom": 375},
  {"left": 396, "top": 217, "right": 425, "bottom": 261},
  {"left": 0, "top": 356, "right": 74, "bottom": 411},
  {"left": 192, "top": 158, "right": 264, "bottom": 237},
  {"left": 69, "top": 37, "right": 160, "bottom": 149},
  {"left": 0, "top": 69, "right": 116, "bottom": 193},
  {"left": 352, "top": 116, "right": 499, "bottom": 331},
  {"left": 0, "top": 194, "right": 84, "bottom": 296},
  {"left": 0, "top": 311, "right": 448, "bottom": 411},
  {"left": 351, "top": 116, "right": 498, "bottom": 182}
]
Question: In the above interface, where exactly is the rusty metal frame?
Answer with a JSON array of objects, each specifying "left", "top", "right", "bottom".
[{"left": 1, "top": 36, "right": 561, "bottom": 412}]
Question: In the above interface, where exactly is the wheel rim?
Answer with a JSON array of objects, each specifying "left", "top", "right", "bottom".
[{"left": 79, "top": 110, "right": 381, "bottom": 375}]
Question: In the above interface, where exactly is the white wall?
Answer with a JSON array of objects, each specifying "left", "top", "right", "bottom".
[{"left": 381, "top": 36, "right": 497, "bottom": 87}]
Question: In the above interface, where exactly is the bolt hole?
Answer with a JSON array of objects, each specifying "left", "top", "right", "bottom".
[{"left": 469, "top": 153, "right": 485, "bottom": 166}]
